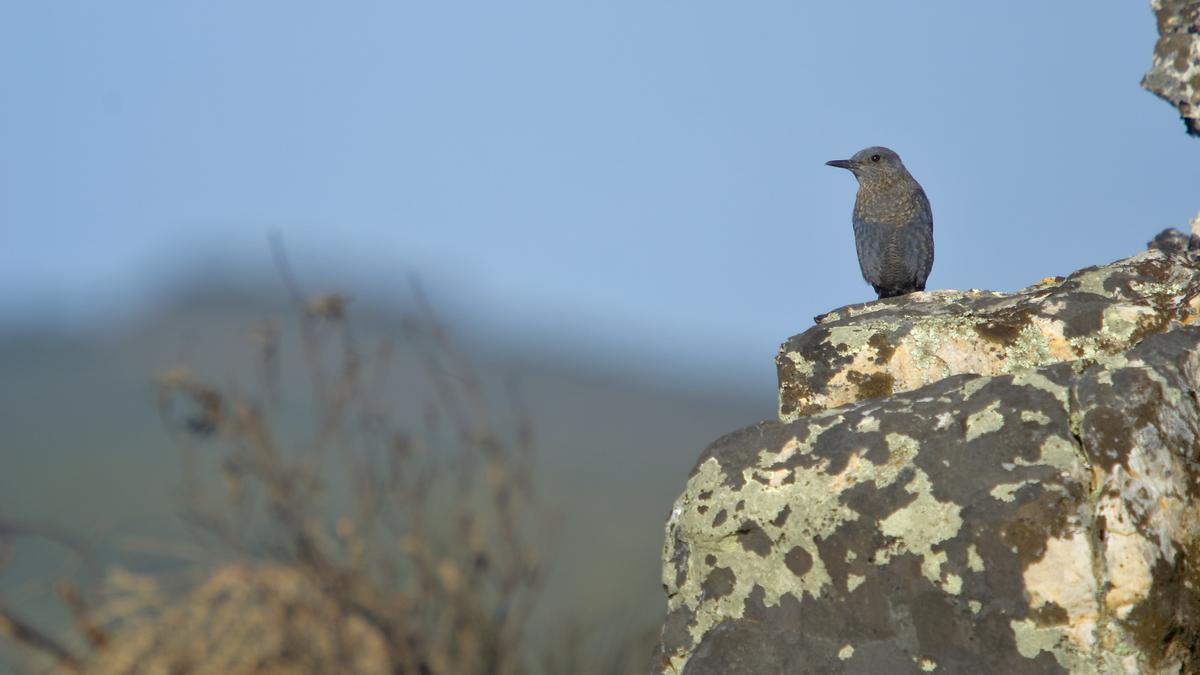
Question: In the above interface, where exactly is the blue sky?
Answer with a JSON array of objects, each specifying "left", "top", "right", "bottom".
[{"left": 2, "top": 1, "right": 1197, "bottom": 387}]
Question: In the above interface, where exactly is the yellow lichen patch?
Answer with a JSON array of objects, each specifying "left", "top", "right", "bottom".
[
  {"left": 1009, "top": 619, "right": 1090, "bottom": 672},
  {"left": 1009, "top": 370, "right": 1070, "bottom": 409},
  {"left": 967, "top": 544, "right": 985, "bottom": 572},
  {"left": 990, "top": 480, "right": 1037, "bottom": 503},
  {"left": 1021, "top": 410, "right": 1051, "bottom": 425},
  {"left": 856, "top": 415, "right": 880, "bottom": 433},
  {"left": 874, "top": 433, "right": 920, "bottom": 487},
  {"left": 760, "top": 467, "right": 791, "bottom": 487},
  {"left": 1012, "top": 435, "right": 1086, "bottom": 477},
  {"left": 1071, "top": 266, "right": 1118, "bottom": 297},
  {"left": 953, "top": 378, "right": 992, "bottom": 404},
  {"left": 876, "top": 469, "right": 964, "bottom": 592},
  {"left": 965, "top": 401, "right": 1005, "bottom": 442},
  {"left": 942, "top": 573, "right": 963, "bottom": 595}
]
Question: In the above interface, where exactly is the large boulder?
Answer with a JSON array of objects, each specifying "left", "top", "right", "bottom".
[{"left": 655, "top": 243, "right": 1200, "bottom": 674}]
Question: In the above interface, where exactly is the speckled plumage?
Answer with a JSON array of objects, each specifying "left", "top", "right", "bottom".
[{"left": 826, "top": 146, "right": 934, "bottom": 299}]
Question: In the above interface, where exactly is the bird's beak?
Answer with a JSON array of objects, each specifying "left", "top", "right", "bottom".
[{"left": 825, "top": 159, "right": 854, "bottom": 170}]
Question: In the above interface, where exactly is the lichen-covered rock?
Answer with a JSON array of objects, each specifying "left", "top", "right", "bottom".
[
  {"left": 1143, "top": 0, "right": 1200, "bottom": 136},
  {"left": 777, "top": 247, "right": 1200, "bottom": 421},
  {"left": 655, "top": 328, "right": 1200, "bottom": 674}
]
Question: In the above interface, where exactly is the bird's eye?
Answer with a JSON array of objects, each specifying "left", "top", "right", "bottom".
[{"left": 870, "top": 154, "right": 880, "bottom": 162}]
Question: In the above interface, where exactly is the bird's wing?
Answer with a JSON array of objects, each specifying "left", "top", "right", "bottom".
[
  {"left": 913, "top": 188, "right": 934, "bottom": 289},
  {"left": 852, "top": 219, "right": 887, "bottom": 287}
]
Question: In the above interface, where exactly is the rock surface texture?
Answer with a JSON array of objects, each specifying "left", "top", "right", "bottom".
[
  {"left": 655, "top": 240, "right": 1200, "bottom": 674},
  {"left": 1143, "top": 0, "right": 1200, "bottom": 136}
]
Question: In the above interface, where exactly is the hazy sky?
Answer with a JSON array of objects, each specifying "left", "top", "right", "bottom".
[{"left": 2, "top": 1, "right": 1197, "bottom": 387}]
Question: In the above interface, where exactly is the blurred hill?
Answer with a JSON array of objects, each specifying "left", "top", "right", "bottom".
[{"left": 0, "top": 277, "right": 774, "bottom": 672}]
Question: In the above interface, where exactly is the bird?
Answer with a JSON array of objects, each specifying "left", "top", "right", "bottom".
[{"left": 826, "top": 146, "right": 934, "bottom": 299}]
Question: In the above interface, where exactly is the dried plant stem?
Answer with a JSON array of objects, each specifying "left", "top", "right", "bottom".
[{"left": 0, "top": 602, "right": 82, "bottom": 673}]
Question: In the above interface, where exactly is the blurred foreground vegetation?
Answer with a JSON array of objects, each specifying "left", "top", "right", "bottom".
[{"left": 0, "top": 253, "right": 770, "bottom": 674}]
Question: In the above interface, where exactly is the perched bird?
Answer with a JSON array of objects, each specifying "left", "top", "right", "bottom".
[{"left": 826, "top": 147, "right": 934, "bottom": 299}]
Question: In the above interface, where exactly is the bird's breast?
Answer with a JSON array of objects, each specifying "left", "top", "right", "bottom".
[{"left": 854, "top": 185, "right": 925, "bottom": 227}]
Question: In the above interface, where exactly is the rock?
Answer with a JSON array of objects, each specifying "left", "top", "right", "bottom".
[
  {"left": 1148, "top": 226, "right": 1200, "bottom": 255},
  {"left": 657, "top": 331, "right": 1200, "bottom": 674},
  {"left": 1142, "top": 0, "right": 1200, "bottom": 136},
  {"left": 655, "top": 244, "right": 1200, "bottom": 673},
  {"left": 777, "top": 247, "right": 1200, "bottom": 421}
]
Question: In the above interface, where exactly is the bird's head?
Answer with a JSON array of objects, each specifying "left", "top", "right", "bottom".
[{"left": 826, "top": 146, "right": 907, "bottom": 182}]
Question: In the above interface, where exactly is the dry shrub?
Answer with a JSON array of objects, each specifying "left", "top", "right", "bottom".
[
  {"left": 3, "top": 240, "right": 557, "bottom": 674},
  {"left": 2, "top": 240, "right": 656, "bottom": 674},
  {"left": 86, "top": 565, "right": 391, "bottom": 675},
  {"left": 138, "top": 241, "right": 545, "bottom": 674}
]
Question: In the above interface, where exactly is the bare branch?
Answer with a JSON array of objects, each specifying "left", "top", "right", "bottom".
[{"left": 0, "top": 601, "right": 82, "bottom": 673}]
